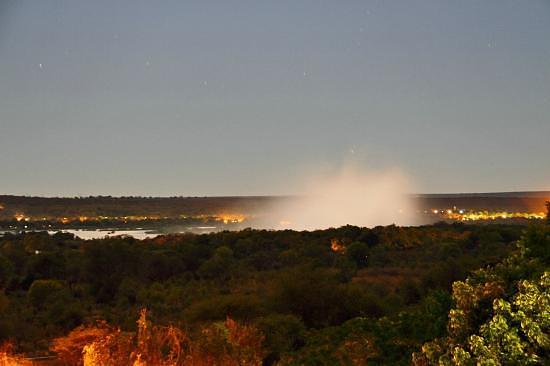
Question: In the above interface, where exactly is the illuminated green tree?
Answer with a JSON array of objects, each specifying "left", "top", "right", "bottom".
[
  {"left": 450, "top": 272, "right": 550, "bottom": 365},
  {"left": 414, "top": 222, "right": 550, "bottom": 366}
]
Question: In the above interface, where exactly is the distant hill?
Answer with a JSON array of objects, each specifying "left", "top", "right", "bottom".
[
  {"left": 417, "top": 191, "right": 550, "bottom": 199},
  {"left": 416, "top": 191, "right": 550, "bottom": 213},
  {"left": 0, "top": 192, "right": 548, "bottom": 221},
  {"left": 0, "top": 195, "right": 284, "bottom": 220}
]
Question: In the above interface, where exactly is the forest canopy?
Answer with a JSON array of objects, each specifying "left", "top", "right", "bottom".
[{"left": 0, "top": 215, "right": 548, "bottom": 365}]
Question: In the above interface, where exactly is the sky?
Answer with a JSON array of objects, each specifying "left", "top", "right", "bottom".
[{"left": 0, "top": 0, "right": 549, "bottom": 197}]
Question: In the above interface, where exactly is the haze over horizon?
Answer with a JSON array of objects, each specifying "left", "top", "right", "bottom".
[{"left": 1, "top": 0, "right": 549, "bottom": 197}]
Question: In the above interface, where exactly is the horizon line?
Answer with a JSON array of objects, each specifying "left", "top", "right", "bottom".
[{"left": 1, "top": 190, "right": 550, "bottom": 200}]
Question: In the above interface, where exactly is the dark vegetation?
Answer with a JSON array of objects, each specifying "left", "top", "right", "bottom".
[
  {"left": 1, "top": 220, "right": 538, "bottom": 365},
  {"left": 1, "top": 193, "right": 548, "bottom": 221},
  {"left": 0, "top": 195, "right": 278, "bottom": 220}
]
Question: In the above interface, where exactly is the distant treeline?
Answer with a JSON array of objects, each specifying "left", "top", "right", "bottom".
[
  {"left": 0, "top": 195, "right": 285, "bottom": 220},
  {"left": 0, "top": 193, "right": 548, "bottom": 221}
]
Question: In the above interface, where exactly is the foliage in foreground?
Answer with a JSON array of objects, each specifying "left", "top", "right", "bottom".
[
  {"left": 414, "top": 223, "right": 550, "bottom": 365},
  {"left": 50, "top": 309, "right": 263, "bottom": 366},
  {"left": 0, "top": 343, "right": 32, "bottom": 366}
]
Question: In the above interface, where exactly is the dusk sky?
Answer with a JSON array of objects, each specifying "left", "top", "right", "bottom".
[{"left": 1, "top": 0, "right": 549, "bottom": 196}]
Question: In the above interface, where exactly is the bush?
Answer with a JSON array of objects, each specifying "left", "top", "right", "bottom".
[{"left": 27, "top": 279, "right": 65, "bottom": 309}]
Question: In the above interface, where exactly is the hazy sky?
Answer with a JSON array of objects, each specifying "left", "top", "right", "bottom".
[{"left": 1, "top": 0, "right": 549, "bottom": 196}]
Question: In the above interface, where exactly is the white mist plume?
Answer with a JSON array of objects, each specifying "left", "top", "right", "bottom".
[{"left": 258, "top": 164, "right": 418, "bottom": 230}]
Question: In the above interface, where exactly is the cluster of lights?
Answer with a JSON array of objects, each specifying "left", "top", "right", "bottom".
[
  {"left": 9, "top": 213, "right": 248, "bottom": 225},
  {"left": 215, "top": 214, "right": 246, "bottom": 224},
  {"left": 14, "top": 213, "right": 31, "bottom": 222},
  {"left": 429, "top": 209, "right": 546, "bottom": 221}
]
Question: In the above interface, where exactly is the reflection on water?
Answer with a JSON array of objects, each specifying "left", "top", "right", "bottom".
[
  {"left": 1, "top": 227, "right": 223, "bottom": 240},
  {"left": 46, "top": 227, "right": 222, "bottom": 240},
  {"left": 50, "top": 229, "right": 158, "bottom": 240}
]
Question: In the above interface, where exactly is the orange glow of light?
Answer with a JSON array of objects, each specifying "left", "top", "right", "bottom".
[
  {"left": 217, "top": 214, "right": 246, "bottom": 224},
  {"left": 331, "top": 238, "right": 346, "bottom": 253},
  {"left": 14, "top": 213, "right": 25, "bottom": 222}
]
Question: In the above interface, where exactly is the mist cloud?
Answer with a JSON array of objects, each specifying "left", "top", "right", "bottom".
[{"left": 256, "top": 164, "right": 418, "bottom": 230}]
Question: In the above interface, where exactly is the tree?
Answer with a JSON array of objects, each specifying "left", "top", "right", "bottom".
[
  {"left": 346, "top": 241, "right": 369, "bottom": 268},
  {"left": 451, "top": 272, "right": 549, "bottom": 365},
  {"left": 414, "top": 224, "right": 550, "bottom": 365},
  {"left": 197, "top": 246, "right": 235, "bottom": 280},
  {"left": 256, "top": 314, "right": 306, "bottom": 364},
  {"left": 0, "top": 255, "right": 14, "bottom": 288},
  {"left": 27, "top": 279, "right": 64, "bottom": 309}
]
